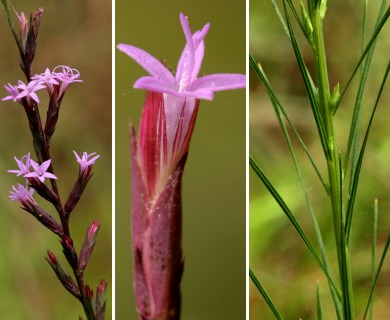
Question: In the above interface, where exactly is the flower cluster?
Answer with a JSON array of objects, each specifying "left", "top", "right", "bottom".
[
  {"left": 2, "top": 65, "right": 82, "bottom": 104},
  {"left": 8, "top": 151, "right": 99, "bottom": 212},
  {"left": 9, "top": 153, "right": 57, "bottom": 181}
]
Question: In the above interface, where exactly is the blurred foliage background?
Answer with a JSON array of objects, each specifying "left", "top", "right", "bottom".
[
  {"left": 0, "top": 1, "right": 111, "bottom": 319},
  {"left": 250, "top": 0, "right": 389, "bottom": 319},
  {"left": 116, "top": 0, "right": 245, "bottom": 319}
]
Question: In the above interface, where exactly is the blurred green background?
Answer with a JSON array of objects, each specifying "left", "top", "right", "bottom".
[
  {"left": 0, "top": 1, "right": 111, "bottom": 319},
  {"left": 116, "top": 0, "right": 245, "bottom": 319},
  {"left": 250, "top": 0, "right": 389, "bottom": 319}
]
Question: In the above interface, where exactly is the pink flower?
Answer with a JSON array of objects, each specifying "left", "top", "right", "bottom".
[
  {"left": 52, "top": 65, "right": 83, "bottom": 98},
  {"left": 31, "top": 68, "right": 59, "bottom": 94},
  {"left": 118, "top": 13, "right": 245, "bottom": 320},
  {"left": 16, "top": 80, "right": 46, "bottom": 103},
  {"left": 9, "top": 183, "right": 36, "bottom": 211},
  {"left": 24, "top": 159, "right": 58, "bottom": 182},
  {"left": 8, "top": 153, "right": 32, "bottom": 176},
  {"left": 117, "top": 13, "right": 245, "bottom": 100},
  {"left": 118, "top": 13, "right": 245, "bottom": 200},
  {"left": 2, "top": 83, "right": 21, "bottom": 102},
  {"left": 73, "top": 151, "right": 100, "bottom": 172}
]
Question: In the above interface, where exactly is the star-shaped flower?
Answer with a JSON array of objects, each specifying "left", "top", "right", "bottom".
[
  {"left": 32, "top": 68, "right": 59, "bottom": 94},
  {"left": 73, "top": 151, "right": 100, "bottom": 172},
  {"left": 9, "top": 183, "right": 36, "bottom": 203},
  {"left": 117, "top": 13, "right": 246, "bottom": 101},
  {"left": 16, "top": 80, "right": 46, "bottom": 103},
  {"left": 24, "top": 159, "right": 58, "bottom": 182},
  {"left": 53, "top": 65, "right": 83, "bottom": 98},
  {"left": 2, "top": 83, "right": 22, "bottom": 102},
  {"left": 8, "top": 153, "right": 32, "bottom": 176}
]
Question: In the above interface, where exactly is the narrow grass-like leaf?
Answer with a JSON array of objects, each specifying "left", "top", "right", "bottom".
[
  {"left": 249, "top": 55, "right": 328, "bottom": 192},
  {"left": 281, "top": 0, "right": 330, "bottom": 159},
  {"left": 369, "top": 199, "right": 378, "bottom": 320},
  {"left": 250, "top": 55, "right": 342, "bottom": 314},
  {"left": 249, "top": 268, "right": 283, "bottom": 320},
  {"left": 336, "top": 5, "right": 389, "bottom": 112},
  {"left": 270, "top": 0, "right": 313, "bottom": 44},
  {"left": 344, "top": 0, "right": 387, "bottom": 182},
  {"left": 363, "top": 234, "right": 390, "bottom": 320},
  {"left": 249, "top": 156, "right": 341, "bottom": 297},
  {"left": 345, "top": 60, "right": 390, "bottom": 242},
  {"left": 316, "top": 282, "right": 324, "bottom": 320},
  {"left": 270, "top": 0, "right": 289, "bottom": 38}
]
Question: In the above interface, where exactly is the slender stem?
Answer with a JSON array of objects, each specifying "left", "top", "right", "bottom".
[{"left": 310, "top": 2, "right": 354, "bottom": 318}]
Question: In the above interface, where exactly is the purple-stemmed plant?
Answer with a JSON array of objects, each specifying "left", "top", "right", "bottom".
[
  {"left": 117, "top": 13, "right": 245, "bottom": 320},
  {"left": 1, "top": 2, "right": 107, "bottom": 319}
]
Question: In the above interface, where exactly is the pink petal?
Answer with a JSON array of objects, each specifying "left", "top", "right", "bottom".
[
  {"left": 191, "top": 73, "right": 246, "bottom": 92},
  {"left": 73, "top": 150, "right": 81, "bottom": 162},
  {"left": 176, "top": 13, "right": 195, "bottom": 91},
  {"left": 30, "top": 92, "right": 40, "bottom": 103},
  {"left": 44, "top": 172, "right": 58, "bottom": 180},
  {"left": 117, "top": 44, "right": 176, "bottom": 89},
  {"left": 180, "top": 88, "right": 214, "bottom": 100},
  {"left": 24, "top": 172, "right": 38, "bottom": 178},
  {"left": 176, "top": 23, "right": 210, "bottom": 85},
  {"left": 40, "top": 159, "right": 52, "bottom": 172},
  {"left": 134, "top": 77, "right": 182, "bottom": 97}
]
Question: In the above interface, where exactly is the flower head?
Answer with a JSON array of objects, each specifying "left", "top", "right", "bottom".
[
  {"left": 31, "top": 68, "right": 59, "bottom": 94},
  {"left": 2, "top": 83, "right": 22, "bottom": 102},
  {"left": 3, "top": 80, "right": 45, "bottom": 104},
  {"left": 73, "top": 151, "right": 100, "bottom": 172},
  {"left": 9, "top": 183, "right": 37, "bottom": 211},
  {"left": 9, "top": 183, "right": 35, "bottom": 202},
  {"left": 52, "top": 65, "right": 83, "bottom": 98},
  {"left": 117, "top": 13, "right": 245, "bottom": 100},
  {"left": 15, "top": 80, "right": 46, "bottom": 103},
  {"left": 31, "top": 65, "right": 82, "bottom": 99},
  {"left": 8, "top": 153, "right": 32, "bottom": 176},
  {"left": 24, "top": 159, "right": 58, "bottom": 182}
]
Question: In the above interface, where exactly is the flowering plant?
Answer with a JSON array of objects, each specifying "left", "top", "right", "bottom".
[
  {"left": 250, "top": 0, "right": 389, "bottom": 318},
  {"left": 118, "top": 12, "right": 245, "bottom": 320},
  {"left": 1, "top": 2, "right": 107, "bottom": 319}
]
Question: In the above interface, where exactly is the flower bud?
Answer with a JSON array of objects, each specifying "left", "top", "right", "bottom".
[
  {"left": 78, "top": 220, "right": 100, "bottom": 272},
  {"left": 96, "top": 279, "right": 108, "bottom": 320},
  {"left": 24, "top": 8, "right": 43, "bottom": 68},
  {"left": 61, "top": 235, "right": 78, "bottom": 269},
  {"left": 46, "top": 250, "right": 80, "bottom": 298}
]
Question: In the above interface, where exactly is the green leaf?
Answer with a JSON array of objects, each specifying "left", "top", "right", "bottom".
[
  {"left": 249, "top": 55, "right": 327, "bottom": 192},
  {"left": 281, "top": 0, "right": 330, "bottom": 158},
  {"left": 249, "top": 268, "right": 283, "bottom": 320},
  {"left": 343, "top": 0, "right": 388, "bottom": 184},
  {"left": 249, "top": 156, "right": 340, "bottom": 297},
  {"left": 345, "top": 60, "right": 390, "bottom": 242},
  {"left": 337, "top": 5, "right": 389, "bottom": 111},
  {"left": 363, "top": 234, "right": 390, "bottom": 320},
  {"left": 316, "top": 282, "right": 324, "bottom": 320}
]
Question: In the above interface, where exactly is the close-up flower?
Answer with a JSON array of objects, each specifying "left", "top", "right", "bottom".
[
  {"left": 73, "top": 150, "right": 100, "bottom": 172},
  {"left": 9, "top": 182, "right": 35, "bottom": 205},
  {"left": 24, "top": 158, "right": 57, "bottom": 183},
  {"left": 15, "top": 79, "right": 46, "bottom": 103},
  {"left": 8, "top": 153, "right": 32, "bottom": 176},
  {"left": 118, "top": 12, "right": 246, "bottom": 200},
  {"left": 117, "top": 7, "right": 245, "bottom": 320}
]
